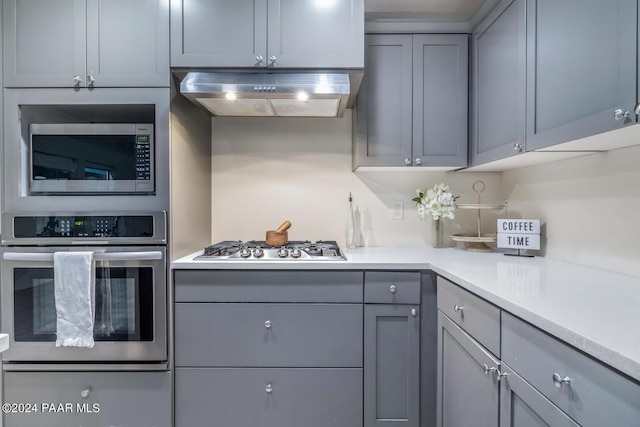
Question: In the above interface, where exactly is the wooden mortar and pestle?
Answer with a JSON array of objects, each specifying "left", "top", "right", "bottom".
[{"left": 265, "top": 220, "right": 291, "bottom": 246}]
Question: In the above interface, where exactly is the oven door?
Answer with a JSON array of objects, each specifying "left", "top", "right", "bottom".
[{"left": 0, "top": 246, "right": 166, "bottom": 363}]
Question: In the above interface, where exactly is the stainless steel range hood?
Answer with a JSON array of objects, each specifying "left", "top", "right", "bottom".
[{"left": 179, "top": 72, "right": 360, "bottom": 118}]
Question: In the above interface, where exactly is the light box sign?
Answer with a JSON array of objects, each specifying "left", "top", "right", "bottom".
[{"left": 497, "top": 219, "right": 541, "bottom": 250}]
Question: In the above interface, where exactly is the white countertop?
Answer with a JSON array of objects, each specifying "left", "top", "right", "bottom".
[{"left": 173, "top": 247, "right": 640, "bottom": 383}]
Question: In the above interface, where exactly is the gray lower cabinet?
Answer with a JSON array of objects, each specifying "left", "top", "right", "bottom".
[
  {"left": 499, "top": 365, "right": 579, "bottom": 427},
  {"left": 502, "top": 312, "right": 640, "bottom": 427},
  {"left": 437, "top": 312, "right": 500, "bottom": 427},
  {"left": 364, "top": 304, "right": 420, "bottom": 427},
  {"left": 3, "top": 0, "right": 170, "bottom": 88},
  {"left": 525, "top": 0, "right": 637, "bottom": 151},
  {"left": 2, "top": 371, "right": 171, "bottom": 427},
  {"left": 175, "top": 368, "right": 362, "bottom": 427},
  {"left": 174, "top": 270, "right": 364, "bottom": 427},
  {"left": 170, "top": 0, "right": 364, "bottom": 68},
  {"left": 470, "top": 0, "right": 526, "bottom": 166},
  {"left": 364, "top": 271, "right": 421, "bottom": 427},
  {"left": 438, "top": 276, "right": 640, "bottom": 427},
  {"left": 354, "top": 34, "right": 468, "bottom": 169}
]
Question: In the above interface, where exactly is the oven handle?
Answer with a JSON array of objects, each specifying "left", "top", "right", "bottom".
[{"left": 2, "top": 251, "right": 164, "bottom": 262}]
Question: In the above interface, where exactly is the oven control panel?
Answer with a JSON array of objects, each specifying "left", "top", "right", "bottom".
[{"left": 12, "top": 215, "right": 155, "bottom": 238}]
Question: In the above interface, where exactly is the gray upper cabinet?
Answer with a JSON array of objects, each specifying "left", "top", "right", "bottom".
[
  {"left": 413, "top": 34, "right": 468, "bottom": 167},
  {"left": 525, "top": 0, "right": 637, "bottom": 151},
  {"left": 170, "top": 0, "right": 364, "bottom": 69},
  {"left": 3, "top": 0, "right": 170, "bottom": 88},
  {"left": 470, "top": 0, "right": 526, "bottom": 166},
  {"left": 355, "top": 34, "right": 468, "bottom": 169}
]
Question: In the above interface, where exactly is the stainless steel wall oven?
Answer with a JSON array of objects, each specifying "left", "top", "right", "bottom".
[{"left": 1, "top": 211, "right": 167, "bottom": 370}]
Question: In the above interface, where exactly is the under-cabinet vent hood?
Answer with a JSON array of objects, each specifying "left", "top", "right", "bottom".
[{"left": 179, "top": 72, "right": 357, "bottom": 118}]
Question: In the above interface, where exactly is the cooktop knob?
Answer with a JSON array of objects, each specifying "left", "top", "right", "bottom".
[
  {"left": 290, "top": 247, "right": 302, "bottom": 258},
  {"left": 277, "top": 247, "right": 289, "bottom": 258},
  {"left": 253, "top": 247, "right": 264, "bottom": 258},
  {"left": 240, "top": 247, "right": 252, "bottom": 258}
]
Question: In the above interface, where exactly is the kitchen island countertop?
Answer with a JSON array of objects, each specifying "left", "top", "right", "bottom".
[{"left": 173, "top": 246, "right": 640, "bottom": 383}]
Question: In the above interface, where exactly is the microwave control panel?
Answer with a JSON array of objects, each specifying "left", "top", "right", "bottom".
[{"left": 135, "top": 134, "right": 151, "bottom": 181}]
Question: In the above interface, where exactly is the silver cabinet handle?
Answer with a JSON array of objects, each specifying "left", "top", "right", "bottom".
[
  {"left": 495, "top": 370, "right": 509, "bottom": 382},
  {"left": 87, "top": 74, "right": 96, "bottom": 86},
  {"left": 411, "top": 308, "right": 418, "bottom": 317},
  {"left": 404, "top": 158, "right": 411, "bottom": 166},
  {"left": 255, "top": 55, "right": 264, "bottom": 65},
  {"left": 264, "top": 320, "right": 272, "bottom": 329},
  {"left": 269, "top": 55, "right": 277, "bottom": 66},
  {"left": 453, "top": 304, "right": 464, "bottom": 313},
  {"left": 265, "top": 383, "right": 273, "bottom": 393},
  {"left": 513, "top": 142, "right": 523, "bottom": 152},
  {"left": 614, "top": 108, "right": 629, "bottom": 121},
  {"left": 634, "top": 104, "right": 640, "bottom": 115},
  {"left": 72, "top": 75, "right": 82, "bottom": 86},
  {"left": 80, "top": 387, "right": 92, "bottom": 399},
  {"left": 552, "top": 373, "right": 571, "bottom": 388},
  {"left": 389, "top": 284, "right": 397, "bottom": 293},
  {"left": 482, "top": 364, "right": 497, "bottom": 376},
  {"left": 414, "top": 158, "right": 422, "bottom": 165}
]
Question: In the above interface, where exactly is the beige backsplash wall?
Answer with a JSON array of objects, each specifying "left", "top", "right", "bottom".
[
  {"left": 210, "top": 111, "right": 502, "bottom": 247},
  {"left": 500, "top": 144, "right": 640, "bottom": 278}
]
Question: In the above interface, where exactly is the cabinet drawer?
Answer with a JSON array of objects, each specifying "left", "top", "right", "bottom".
[
  {"left": 175, "top": 303, "right": 363, "bottom": 367},
  {"left": 175, "top": 367, "right": 363, "bottom": 427},
  {"left": 502, "top": 312, "right": 640, "bottom": 427},
  {"left": 174, "top": 270, "right": 363, "bottom": 302},
  {"left": 437, "top": 276, "right": 500, "bottom": 356},
  {"left": 365, "top": 271, "right": 421, "bottom": 304},
  {"left": 3, "top": 371, "right": 171, "bottom": 427}
]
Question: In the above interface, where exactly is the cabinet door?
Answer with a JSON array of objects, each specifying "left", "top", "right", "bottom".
[
  {"left": 3, "top": 0, "right": 86, "bottom": 87},
  {"left": 86, "top": 0, "right": 169, "bottom": 87},
  {"left": 437, "top": 312, "right": 499, "bottom": 427},
  {"left": 365, "top": 304, "right": 420, "bottom": 426},
  {"left": 354, "top": 34, "right": 413, "bottom": 167},
  {"left": 267, "top": 0, "right": 364, "bottom": 68},
  {"left": 469, "top": 0, "right": 526, "bottom": 166},
  {"left": 500, "top": 365, "right": 580, "bottom": 427},
  {"left": 170, "top": 0, "right": 267, "bottom": 67},
  {"left": 413, "top": 34, "right": 468, "bottom": 167},
  {"left": 3, "top": 371, "right": 171, "bottom": 427},
  {"left": 525, "top": 0, "right": 637, "bottom": 151}
]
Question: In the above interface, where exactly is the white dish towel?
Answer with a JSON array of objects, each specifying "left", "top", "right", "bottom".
[{"left": 54, "top": 251, "right": 95, "bottom": 348}]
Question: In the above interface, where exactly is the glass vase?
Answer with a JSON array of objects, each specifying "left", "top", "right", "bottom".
[{"left": 431, "top": 219, "right": 446, "bottom": 248}]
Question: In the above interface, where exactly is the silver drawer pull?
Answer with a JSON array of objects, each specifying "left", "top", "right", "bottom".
[
  {"left": 411, "top": 308, "right": 418, "bottom": 317},
  {"left": 552, "top": 373, "right": 571, "bottom": 388},
  {"left": 453, "top": 304, "right": 464, "bottom": 313},
  {"left": 389, "top": 284, "right": 397, "bottom": 293},
  {"left": 80, "top": 387, "right": 92, "bottom": 399},
  {"left": 264, "top": 320, "right": 272, "bottom": 329},
  {"left": 265, "top": 383, "right": 273, "bottom": 393}
]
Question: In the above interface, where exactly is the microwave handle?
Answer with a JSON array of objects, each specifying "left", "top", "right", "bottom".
[{"left": 3, "top": 251, "right": 163, "bottom": 262}]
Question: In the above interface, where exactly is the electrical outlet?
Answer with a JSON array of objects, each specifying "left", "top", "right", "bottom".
[{"left": 391, "top": 200, "right": 404, "bottom": 220}]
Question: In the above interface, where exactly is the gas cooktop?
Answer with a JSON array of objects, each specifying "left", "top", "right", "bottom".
[{"left": 195, "top": 240, "right": 346, "bottom": 261}]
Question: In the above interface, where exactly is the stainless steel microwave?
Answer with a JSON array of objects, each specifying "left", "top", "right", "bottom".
[{"left": 28, "top": 123, "right": 154, "bottom": 194}]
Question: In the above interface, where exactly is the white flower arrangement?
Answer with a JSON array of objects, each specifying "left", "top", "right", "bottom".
[{"left": 412, "top": 183, "right": 458, "bottom": 221}]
